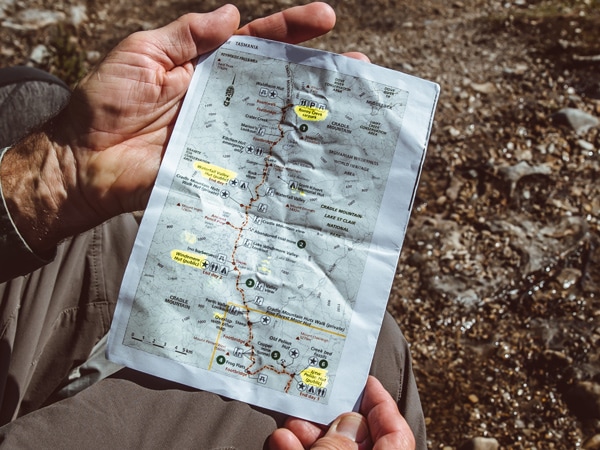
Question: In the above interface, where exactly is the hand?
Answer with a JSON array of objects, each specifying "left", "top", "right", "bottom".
[
  {"left": 269, "top": 376, "right": 415, "bottom": 450},
  {"left": 1, "top": 3, "right": 364, "bottom": 252},
  {"left": 58, "top": 2, "right": 340, "bottom": 220}
]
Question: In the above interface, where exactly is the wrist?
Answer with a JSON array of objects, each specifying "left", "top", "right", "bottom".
[{"left": 0, "top": 127, "right": 84, "bottom": 253}]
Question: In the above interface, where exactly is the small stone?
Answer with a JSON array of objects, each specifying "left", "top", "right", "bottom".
[
  {"left": 470, "top": 81, "right": 497, "bottom": 94},
  {"left": 446, "top": 126, "right": 461, "bottom": 138},
  {"left": 86, "top": 50, "right": 102, "bottom": 63},
  {"left": 468, "top": 394, "right": 479, "bottom": 403},
  {"left": 70, "top": 5, "right": 88, "bottom": 27},
  {"left": 29, "top": 44, "right": 49, "bottom": 65},
  {"left": 503, "top": 63, "right": 528, "bottom": 75},
  {"left": 459, "top": 437, "right": 500, "bottom": 450},
  {"left": 6, "top": 9, "right": 66, "bottom": 30},
  {"left": 497, "top": 161, "right": 552, "bottom": 196},
  {"left": 577, "top": 139, "right": 595, "bottom": 151},
  {"left": 0, "top": 46, "right": 15, "bottom": 57},
  {"left": 498, "top": 161, "right": 552, "bottom": 183},
  {"left": 556, "top": 268, "right": 582, "bottom": 290},
  {"left": 552, "top": 108, "right": 600, "bottom": 135}
]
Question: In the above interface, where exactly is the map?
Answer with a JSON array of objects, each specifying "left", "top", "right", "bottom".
[{"left": 107, "top": 36, "right": 439, "bottom": 424}]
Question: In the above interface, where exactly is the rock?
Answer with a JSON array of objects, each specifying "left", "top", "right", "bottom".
[
  {"left": 459, "top": 437, "right": 500, "bottom": 450},
  {"left": 70, "top": 5, "right": 88, "bottom": 27},
  {"left": 2, "top": 9, "right": 66, "bottom": 31},
  {"left": 577, "top": 139, "right": 595, "bottom": 152},
  {"left": 446, "top": 126, "right": 461, "bottom": 138},
  {"left": 86, "top": 50, "right": 102, "bottom": 63},
  {"left": 498, "top": 161, "right": 552, "bottom": 183},
  {"left": 0, "top": 46, "right": 14, "bottom": 57},
  {"left": 29, "top": 44, "right": 49, "bottom": 65},
  {"left": 552, "top": 108, "right": 600, "bottom": 135},
  {"left": 468, "top": 394, "right": 479, "bottom": 403},
  {"left": 503, "top": 63, "right": 529, "bottom": 75},
  {"left": 556, "top": 267, "right": 582, "bottom": 290},
  {"left": 497, "top": 161, "right": 552, "bottom": 195},
  {"left": 470, "top": 81, "right": 497, "bottom": 94}
]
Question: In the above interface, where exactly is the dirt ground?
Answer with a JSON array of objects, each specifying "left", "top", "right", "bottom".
[{"left": 2, "top": 0, "right": 600, "bottom": 448}]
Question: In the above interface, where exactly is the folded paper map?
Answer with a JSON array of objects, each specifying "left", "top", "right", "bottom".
[{"left": 107, "top": 36, "right": 439, "bottom": 424}]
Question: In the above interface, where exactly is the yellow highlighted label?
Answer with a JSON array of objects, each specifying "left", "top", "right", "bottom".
[
  {"left": 171, "top": 250, "right": 206, "bottom": 269},
  {"left": 300, "top": 368, "right": 329, "bottom": 388},
  {"left": 194, "top": 162, "right": 237, "bottom": 183},
  {"left": 294, "top": 106, "right": 328, "bottom": 122}
]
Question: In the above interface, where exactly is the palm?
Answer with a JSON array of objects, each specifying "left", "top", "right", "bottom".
[{"left": 64, "top": 38, "right": 196, "bottom": 216}]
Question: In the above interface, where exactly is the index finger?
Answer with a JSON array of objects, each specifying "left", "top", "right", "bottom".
[{"left": 236, "top": 2, "right": 336, "bottom": 44}]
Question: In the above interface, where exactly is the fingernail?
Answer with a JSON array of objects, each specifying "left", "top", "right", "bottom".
[{"left": 333, "top": 414, "right": 368, "bottom": 442}]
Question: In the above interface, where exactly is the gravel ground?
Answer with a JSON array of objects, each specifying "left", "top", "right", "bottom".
[{"left": 1, "top": 0, "right": 599, "bottom": 448}]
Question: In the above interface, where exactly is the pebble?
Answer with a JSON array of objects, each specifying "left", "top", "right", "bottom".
[
  {"left": 497, "top": 160, "right": 552, "bottom": 195},
  {"left": 470, "top": 81, "right": 497, "bottom": 94},
  {"left": 2, "top": 9, "right": 66, "bottom": 30},
  {"left": 69, "top": 4, "right": 87, "bottom": 27},
  {"left": 577, "top": 139, "right": 595, "bottom": 151},
  {"left": 86, "top": 50, "right": 102, "bottom": 63},
  {"left": 28, "top": 44, "right": 49, "bottom": 64},
  {"left": 552, "top": 108, "right": 600, "bottom": 135},
  {"left": 459, "top": 437, "right": 500, "bottom": 450},
  {"left": 503, "top": 62, "right": 529, "bottom": 75}
]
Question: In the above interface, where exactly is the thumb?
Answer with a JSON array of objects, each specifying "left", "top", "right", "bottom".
[
  {"left": 118, "top": 5, "right": 241, "bottom": 69},
  {"left": 310, "top": 413, "right": 370, "bottom": 450}
]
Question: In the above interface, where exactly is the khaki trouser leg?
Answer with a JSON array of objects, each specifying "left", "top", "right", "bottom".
[{"left": 0, "top": 214, "right": 138, "bottom": 424}]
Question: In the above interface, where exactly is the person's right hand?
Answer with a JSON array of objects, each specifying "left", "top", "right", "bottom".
[{"left": 269, "top": 376, "right": 416, "bottom": 450}]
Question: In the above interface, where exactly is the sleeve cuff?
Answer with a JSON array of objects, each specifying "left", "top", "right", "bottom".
[{"left": 0, "top": 146, "right": 56, "bottom": 281}]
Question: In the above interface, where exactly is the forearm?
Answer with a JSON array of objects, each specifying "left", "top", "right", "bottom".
[{"left": 0, "top": 128, "right": 77, "bottom": 255}]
